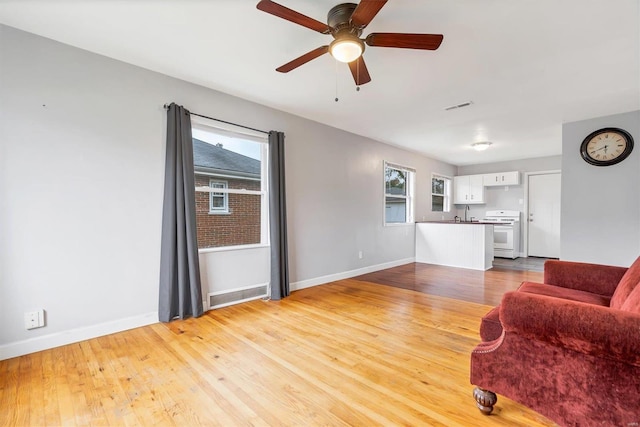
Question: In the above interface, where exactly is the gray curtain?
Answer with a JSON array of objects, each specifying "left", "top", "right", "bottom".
[
  {"left": 158, "top": 103, "right": 203, "bottom": 322},
  {"left": 268, "top": 131, "right": 290, "bottom": 300}
]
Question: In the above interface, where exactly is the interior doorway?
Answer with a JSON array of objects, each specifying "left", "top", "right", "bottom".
[{"left": 525, "top": 171, "right": 561, "bottom": 258}]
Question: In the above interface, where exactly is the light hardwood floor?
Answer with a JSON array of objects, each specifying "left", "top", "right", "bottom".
[{"left": 1, "top": 263, "right": 556, "bottom": 426}]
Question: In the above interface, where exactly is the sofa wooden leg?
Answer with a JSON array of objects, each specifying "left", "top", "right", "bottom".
[{"left": 473, "top": 387, "right": 497, "bottom": 415}]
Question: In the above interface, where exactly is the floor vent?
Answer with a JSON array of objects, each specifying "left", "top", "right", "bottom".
[{"left": 208, "top": 284, "right": 269, "bottom": 309}]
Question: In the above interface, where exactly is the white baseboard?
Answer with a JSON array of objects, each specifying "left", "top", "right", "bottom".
[
  {"left": 290, "top": 257, "right": 415, "bottom": 292},
  {"left": 0, "top": 312, "right": 159, "bottom": 361},
  {"left": 1, "top": 259, "right": 416, "bottom": 360}
]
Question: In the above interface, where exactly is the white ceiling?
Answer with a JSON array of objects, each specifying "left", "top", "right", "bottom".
[{"left": 1, "top": 0, "right": 638, "bottom": 165}]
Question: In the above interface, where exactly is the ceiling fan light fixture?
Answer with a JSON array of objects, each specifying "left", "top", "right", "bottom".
[
  {"left": 329, "top": 36, "right": 364, "bottom": 63},
  {"left": 257, "top": 0, "right": 444, "bottom": 86},
  {"left": 472, "top": 141, "right": 492, "bottom": 151}
]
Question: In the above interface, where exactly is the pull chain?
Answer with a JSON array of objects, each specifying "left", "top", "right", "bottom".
[{"left": 335, "top": 59, "right": 339, "bottom": 102}]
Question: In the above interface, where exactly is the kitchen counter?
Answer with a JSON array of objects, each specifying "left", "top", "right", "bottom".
[
  {"left": 416, "top": 220, "right": 503, "bottom": 225},
  {"left": 415, "top": 222, "right": 494, "bottom": 271}
]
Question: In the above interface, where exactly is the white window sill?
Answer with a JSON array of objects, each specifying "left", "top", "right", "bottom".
[
  {"left": 198, "top": 243, "right": 270, "bottom": 254},
  {"left": 208, "top": 211, "right": 231, "bottom": 215}
]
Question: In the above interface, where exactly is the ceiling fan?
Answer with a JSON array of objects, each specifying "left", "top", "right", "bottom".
[{"left": 256, "top": 0, "right": 444, "bottom": 86}]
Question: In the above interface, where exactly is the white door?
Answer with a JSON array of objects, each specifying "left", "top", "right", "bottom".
[{"left": 528, "top": 173, "right": 561, "bottom": 258}]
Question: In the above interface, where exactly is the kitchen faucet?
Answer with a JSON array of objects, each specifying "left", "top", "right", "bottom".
[{"left": 464, "top": 205, "right": 470, "bottom": 222}]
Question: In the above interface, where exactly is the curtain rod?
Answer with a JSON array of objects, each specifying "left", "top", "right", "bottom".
[{"left": 164, "top": 103, "right": 269, "bottom": 135}]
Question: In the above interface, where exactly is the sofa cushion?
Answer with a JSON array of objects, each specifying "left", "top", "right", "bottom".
[
  {"left": 610, "top": 256, "right": 640, "bottom": 309},
  {"left": 620, "top": 281, "right": 640, "bottom": 313},
  {"left": 518, "top": 282, "right": 611, "bottom": 307},
  {"left": 543, "top": 260, "right": 628, "bottom": 296}
]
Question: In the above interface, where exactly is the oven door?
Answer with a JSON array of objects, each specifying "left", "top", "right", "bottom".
[{"left": 493, "top": 225, "right": 514, "bottom": 250}]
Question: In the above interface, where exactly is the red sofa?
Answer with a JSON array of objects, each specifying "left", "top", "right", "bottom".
[{"left": 470, "top": 257, "right": 640, "bottom": 427}]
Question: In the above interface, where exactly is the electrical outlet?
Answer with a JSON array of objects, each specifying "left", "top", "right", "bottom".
[
  {"left": 24, "top": 310, "right": 45, "bottom": 330},
  {"left": 358, "top": 251, "right": 363, "bottom": 259}
]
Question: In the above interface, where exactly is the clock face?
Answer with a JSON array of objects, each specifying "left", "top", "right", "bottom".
[{"left": 580, "top": 127, "right": 634, "bottom": 166}]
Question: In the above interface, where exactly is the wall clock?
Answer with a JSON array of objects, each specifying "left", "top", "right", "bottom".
[{"left": 580, "top": 127, "right": 634, "bottom": 166}]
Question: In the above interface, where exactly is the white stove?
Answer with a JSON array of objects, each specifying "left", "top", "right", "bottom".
[
  {"left": 480, "top": 210, "right": 521, "bottom": 259},
  {"left": 480, "top": 210, "right": 521, "bottom": 224}
]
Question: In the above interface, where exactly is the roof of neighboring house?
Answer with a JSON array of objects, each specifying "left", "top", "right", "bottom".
[{"left": 193, "top": 138, "right": 260, "bottom": 177}]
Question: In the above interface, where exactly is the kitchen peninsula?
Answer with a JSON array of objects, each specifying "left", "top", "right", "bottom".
[{"left": 415, "top": 221, "right": 494, "bottom": 270}]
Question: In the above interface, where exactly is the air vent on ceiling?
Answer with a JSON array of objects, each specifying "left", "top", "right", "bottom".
[{"left": 444, "top": 101, "right": 474, "bottom": 111}]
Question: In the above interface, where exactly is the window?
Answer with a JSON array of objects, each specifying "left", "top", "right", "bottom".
[
  {"left": 431, "top": 174, "right": 451, "bottom": 212},
  {"left": 384, "top": 162, "right": 415, "bottom": 224},
  {"left": 191, "top": 121, "right": 268, "bottom": 250},
  {"left": 209, "top": 180, "right": 228, "bottom": 214}
]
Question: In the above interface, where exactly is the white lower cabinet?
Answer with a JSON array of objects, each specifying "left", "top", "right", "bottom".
[
  {"left": 454, "top": 175, "right": 485, "bottom": 204},
  {"left": 415, "top": 223, "right": 494, "bottom": 270}
]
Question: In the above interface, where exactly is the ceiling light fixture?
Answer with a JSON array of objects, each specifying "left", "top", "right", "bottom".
[
  {"left": 472, "top": 142, "right": 493, "bottom": 151},
  {"left": 329, "top": 35, "right": 364, "bottom": 63}
]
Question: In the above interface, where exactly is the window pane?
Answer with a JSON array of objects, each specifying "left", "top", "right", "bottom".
[
  {"left": 432, "top": 177, "right": 444, "bottom": 195},
  {"left": 385, "top": 167, "right": 406, "bottom": 196},
  {"left": 385, "top": 197, "right": 406, "bottom": 223},
  {"left": 208, "top": 180, "right": 228, "bottom": 213},
  {"left": 192, "top": 133, "right": 264, "bottom": 249},
  {"left": 432, "top": 195, "right": 444, "bottom": 212},
  {"left": 211, "top": 196, "right": 225, "bottom": 208}
]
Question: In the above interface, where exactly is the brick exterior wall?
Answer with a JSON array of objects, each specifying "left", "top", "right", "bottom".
[{"left": 194, "top": 174, "right": 261, "bottom": 249}]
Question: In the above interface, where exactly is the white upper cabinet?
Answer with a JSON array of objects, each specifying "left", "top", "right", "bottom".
[
  {"left": 483, "top": 171, "right": 520, "bottom": 186},
  {"left": 453, "top": 175, "right": 485, "bottom": 204}
]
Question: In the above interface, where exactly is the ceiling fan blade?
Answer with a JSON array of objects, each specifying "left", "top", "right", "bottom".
[
  {"left": 366, "top": 33, "right": 444, "bottom": 50},
  {"left": 276, "top": 46, "right": 329, "bottom": 73},
  {"left": 257, "top": 0, "right": 331, "bottom": 34},
  {"left": 351, "top": 0, "right": 388, "bottom": 28},
  {"left": 348, "top": 56, "right": 372, "bottom": 86}
]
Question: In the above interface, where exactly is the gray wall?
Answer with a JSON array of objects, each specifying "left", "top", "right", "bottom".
[
  {"left": 456, "top": 156, "right": 562, "bottom": 254},
  {"left": 561, "top": 110, "right": 640, "bottom": 266},
  {"left": 0, "top": 25, "right": 456, "bottom": 352}
]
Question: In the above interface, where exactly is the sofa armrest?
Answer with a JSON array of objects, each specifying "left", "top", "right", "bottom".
[
  {"left": 544, "top": 260, "right": 627, "bottom": 296},
  {"left": 500, "top": 291, "right": 640, "bottom": 366}
]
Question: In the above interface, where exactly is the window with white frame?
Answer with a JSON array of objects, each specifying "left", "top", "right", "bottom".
[
  {"left": 191, "top": 121, "right": 269, "bottom": 250},
  {"left": 384, "top": 162, "right": 415, "bottom": 224},
  {"left": 209, "top": 180, "right": 229, "bottom": 214},
  {"left": 431, "top": 174, "right": 451, "bottom": 212}
]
